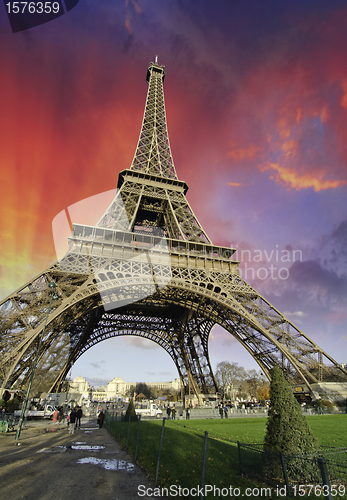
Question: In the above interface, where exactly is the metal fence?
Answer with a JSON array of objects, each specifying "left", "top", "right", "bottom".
[
  {"left": 0, "top": 413, "right": 17, "bottom": 432},
  {"left": 238, "top": 442, "right": 347, "bottom": 497}
]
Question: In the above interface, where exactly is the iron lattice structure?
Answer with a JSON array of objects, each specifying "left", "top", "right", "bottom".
[{"left": 1, "top": 59, "right": 346, "bottom": 398}]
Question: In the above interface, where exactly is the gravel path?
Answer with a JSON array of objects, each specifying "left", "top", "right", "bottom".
[{"left": 0, "top": 418, "right": 160, "bottom": 500}]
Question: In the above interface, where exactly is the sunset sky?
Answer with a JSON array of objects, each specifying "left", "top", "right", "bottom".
[{"left": 1, "top": 1, "right": 347, "bottom": 388}]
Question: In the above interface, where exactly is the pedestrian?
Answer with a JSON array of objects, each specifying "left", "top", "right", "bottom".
[
  {"left": 52, "top": 408, "right": 59, "bottom": 424},
  {"left": 69, "top": 408, "right": 77, "bottom": 434},
  {"left": 171, "top": 406, "right": 176, "bottom": 420},
  {"left": 185, "top": 407, "right": 190, "bottom": 420},
  {"left": 98, "top": 410, "right": 104, "bottom": 428},
  {"left": 224, "top": 405, "right": 228, "bottom": 418},
  {"left": 219, "top": 406, "right": 223, "bottom": 419},
  {"left": 166, "top": 405, "right": 171, "bottom": 420},
  {"left": 76, "top": 407, "right": 82, "bottom": 428},
  {"left": 58, "top": 406, "right": 64, "bottom": 423}
]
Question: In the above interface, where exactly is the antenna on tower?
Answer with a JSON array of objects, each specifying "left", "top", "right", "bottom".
[{"left": 155, "top": 55, "right": 158, "bottom": 64}]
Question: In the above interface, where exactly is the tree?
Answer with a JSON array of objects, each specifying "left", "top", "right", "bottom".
[
  {"left": 135, "top": 383, "right": 153, "bottom": 400},
  {"left": 256, "top": 384, "right": 270, "bottom": 401},
  {"left": 264, "top": 366, "right": 317, "bottom": 454},
  {"left": 0, "top": 397, "right": 20, "bottom": 413},
  {"left": 124, "top": 398, "right": 138, "bottom": 421},
  {"left": 215, "top": 361, "right": 247, "bottom": 399}
]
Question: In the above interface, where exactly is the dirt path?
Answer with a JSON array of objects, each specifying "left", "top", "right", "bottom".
[{"left": 0, "top": 419, "right": 160, "bottom": 500}]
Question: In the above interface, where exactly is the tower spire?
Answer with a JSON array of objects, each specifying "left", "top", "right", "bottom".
[{"left": 130, "top": 59, "right": 177, "bottom": 179}]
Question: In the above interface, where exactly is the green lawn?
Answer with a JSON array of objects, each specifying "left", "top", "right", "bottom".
[{"left": 106, "top": 414, "right": 347, "bottom": 499}]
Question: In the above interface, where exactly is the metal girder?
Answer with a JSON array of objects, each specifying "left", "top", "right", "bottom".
[{"left": 1, "top": 58, "right": 346, "bottom": 400}]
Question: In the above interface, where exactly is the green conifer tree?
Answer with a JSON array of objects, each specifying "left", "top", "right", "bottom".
[
  {"left": 264, "top": 366, "right": 317, "bottom": 454},
  {"left": 124, "top": 398, "right": 138, "bottom": 421}
]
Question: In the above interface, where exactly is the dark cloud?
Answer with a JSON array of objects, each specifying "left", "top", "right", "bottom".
[
  {"left": 83, "top": 377, "right": 109, "bottom": 388},
  {"left": 331, "top": 220, "right": 347, "bottom": 241},
  {"left": 90, "top": 361, "right": 105, "bottom": 370},
  {"left": 289, "top": 260, "right": 345, "bottom": 292},
  {"left": 125, "top": 337, "right": 159, "bottom": 350}
]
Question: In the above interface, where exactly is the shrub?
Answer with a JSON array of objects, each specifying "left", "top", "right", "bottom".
[
  {"left": 264, "top": 367, "right": 317, "bottom": 455},
  {"left": 124, "top": 398, "right": 138, "bottom": 422}
]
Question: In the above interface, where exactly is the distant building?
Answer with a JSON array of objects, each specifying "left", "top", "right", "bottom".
[
  {"left": 68, "top": 376, "right": 182, "bottom": 401},
  {"left": 69, "top": 376, "right": 89, "bottom": 393}
]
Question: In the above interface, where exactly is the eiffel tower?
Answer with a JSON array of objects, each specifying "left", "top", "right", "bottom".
[{"left": 1, "top": 58, "right": 346, "bottom": 400}]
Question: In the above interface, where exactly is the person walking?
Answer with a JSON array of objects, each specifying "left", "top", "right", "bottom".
[
  {"left": 76, "top": 407, "right": 83, "bottom": 428},
  {"left": 52, "top": 408, "right": 59, "bottom": 424},
  {"left": 98, "top": 410, "right": 105, "bottom": 428},
  {"left": 224, "top": 405, "right": 228, "bottom": 418},
  {"left": 219, "top": 406, "right": 223, "bottom": 419},
  {"left": 69, "top": 408, "right": 77, "bottom": 434},
  {"left": 171, "top": 406, "right": 176, "bottom": 420},
  {"left": 166, "top": 405, "right": 171, "bottom": 420},
  {"left": 58, "top": 406, "right": 64, "bottom": 424}
]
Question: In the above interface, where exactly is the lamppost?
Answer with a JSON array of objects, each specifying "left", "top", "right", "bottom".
[{"left": 15, "top": 282, "right": 59, "bottom": 441}]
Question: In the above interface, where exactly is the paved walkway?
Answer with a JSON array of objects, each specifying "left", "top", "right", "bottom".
[{"left": 0, "top": 418, "right": 160, "bottom": 500}]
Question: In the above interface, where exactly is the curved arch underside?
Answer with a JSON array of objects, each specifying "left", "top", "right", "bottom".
[{"left": 1, "top": 263, "right": 346, "bottom": 398}]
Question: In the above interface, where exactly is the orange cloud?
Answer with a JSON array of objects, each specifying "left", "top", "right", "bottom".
[
  {"left": 125, "top": 0, "right": 142, "bottom": 34},
  {"left": 341, "top": 81, "right": 347, "bottom": 110},
  {"left": 281, "top": 140, "right": 297, "bottom": 158},
  {"left": 227, "top": 182, "right": 245, "bottom": 187},
  {"left": 126, "top": 0, "right": 142, "bottom": 13},
  {"left": 259, "top": 162, "right": 347, "bottom": 192},
  {"left": 227, "top": 144, "right": 260, "bottom": 160},
  {"left": 125, "top": 18, "right": 132, "bottom": 34},
  {"left": 296, "top": 108, "right": 303, "bottom": 124}
]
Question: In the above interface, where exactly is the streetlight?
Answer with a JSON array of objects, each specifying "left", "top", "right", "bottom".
[{"left": 15, "top": 282, "right": 59, "bottom": 441}]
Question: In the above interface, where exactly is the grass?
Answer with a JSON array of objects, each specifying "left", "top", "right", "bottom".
[{"left": 105, "top": 413, "right": 347, "bottom": 499}]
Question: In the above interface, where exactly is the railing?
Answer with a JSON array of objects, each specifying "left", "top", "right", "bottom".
[
  {"left": 238, "top": 442, "right": 347, "bottom": 498},
  {"left": 70, "top": 224, "right": 238, "bottom": 263}
]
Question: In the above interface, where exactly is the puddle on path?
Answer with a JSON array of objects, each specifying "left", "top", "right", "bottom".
[
  {"left": 37, "top": 443, "right": 105, "bottom": 453},
  {"left": 37, "top": 446, "right": 67, "bottom": 453},
  {"left": 71, "top": 445, "right": 105, "bottom": 451},
  {"left": 77, "top": 457, "right": 135, "bottom": 472}
]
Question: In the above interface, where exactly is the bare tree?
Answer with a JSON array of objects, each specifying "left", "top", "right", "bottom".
[
  {"left": 215, "top": 361, "right": 247, "bottom": 400},
  {"left": 243, "top": 369, "right": 268, "bottom": 399}
]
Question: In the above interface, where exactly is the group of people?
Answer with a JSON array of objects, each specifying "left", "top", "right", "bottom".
[
  {"left": 52, "top": 404, "right": 107, "bottom": 433},
  {"left": 219, "top": 405, "right": 228, "bottom": 418},
  {"left": 166, "top": 405, "right": 191, "bottom": 420},
  {"left": 66, "top": 407, "right": 83, "bottom": 434},
  {"left": 166, "top": 405, "right": 177, "bottom": 419}
]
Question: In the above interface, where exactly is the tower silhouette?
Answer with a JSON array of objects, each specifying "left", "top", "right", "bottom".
[{"left": 1, "top": 59, "right": 346, "bottom": 398}]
